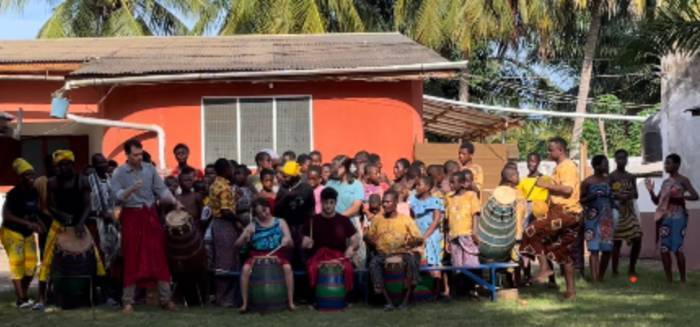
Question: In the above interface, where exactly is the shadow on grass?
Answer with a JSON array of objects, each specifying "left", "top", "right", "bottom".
[{"left": 1, "top": 266, "right": 698, "bottom": 327}]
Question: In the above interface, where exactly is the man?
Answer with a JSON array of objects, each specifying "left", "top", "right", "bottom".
[
  {"left": 208, "top": 158, "right": 240, "bottom": 307},
  {"left": 1, "top": 158, "right": 42, "bottom": 308},
  {"left": 610, "top": 149, "right": 643, "bottom": 277},
  {"left": 302, "top": 188, "right": 359, "bottom": 296},
  {"left": 38, "top": 149, "right": 105, "bottom": 309},
  {"left": 521, "top": 137, "right": 582, "bottom": 300},
  {"left": 458, "top": 142, "right": 484, "bottom": 194},
  {"left": 85, "top": 153, "right": 121, "bottom": 306},
  {"left": 274, "top": 161, "right": 315, "bottom": 268},
  {"left": 171, "top": 143, "right": 204, "bottom": 180},
  {"left": 111, "top": 140, "right": 179, "bottom": 313},
  {"left": 365, "top": 190, "right": 423, "bottom": 311}
]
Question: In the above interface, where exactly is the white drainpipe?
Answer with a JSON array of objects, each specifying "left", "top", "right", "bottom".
[
  {"left": 59, "top": 61, "right": 468, "bottom": 91},
  {"left": 66, "top": 113, "right": 166, "bottom": 169}
]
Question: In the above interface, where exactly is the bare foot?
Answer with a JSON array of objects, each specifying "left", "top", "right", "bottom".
[
  {"left": 238, "top": 305, "right": 248, "bottom": 314},
  {"left": 122, "top": 304, "right": 134, "bottom": 314},
  {"left": 562, "top": 292, "right": 576, "bottom": 300},
  {"left": 531, "top": 270, "right": 554, "bottom": 284},
  {"left": 163, "top": 302, "right": 177, "bottom": 311},
  {"left": 288, "top": 303, "right": 297, "bottom": 311}
]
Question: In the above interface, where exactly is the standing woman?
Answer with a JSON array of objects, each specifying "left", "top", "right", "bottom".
[
  {"left": 580, "top": 155, "right": 616, "bottom": 282},
  {"left": 326, "top": 155, "right": 366, "bottom": 268},
  {"left": 646, "top": 154, "right": 699, "bottom": 283}
]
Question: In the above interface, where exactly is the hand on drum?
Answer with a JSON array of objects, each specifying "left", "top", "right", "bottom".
[
  {"left": 74, "top": 224, "right": 87, "bottom": 238},
  {"left": 301, "top": 236, "right": 314, "bottom": 249}
]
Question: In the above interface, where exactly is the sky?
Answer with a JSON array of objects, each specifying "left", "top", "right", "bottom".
[{"left": 0, "top": 1, "right": 53, "bottom": 40}]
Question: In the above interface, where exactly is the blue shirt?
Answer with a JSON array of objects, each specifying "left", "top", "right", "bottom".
[{"left": 326, "top": 179, "right": 364, "bottom": 219}]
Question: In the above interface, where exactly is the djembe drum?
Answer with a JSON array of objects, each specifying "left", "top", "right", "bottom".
[
  {"left": 165, "top": 210, "right": 207, "bottom": 274},
  {"left": 413, "top": 273, "right": 435, "bottom": 303},
  {"left": 249, "top": 256, "right": 287, "bottom": 312},
  {"left": 478, "top": 186, "right": 517, "bottom": 263},
  {"left": 51, "top": 227, "right": 98, "bottom": 309},
  {"left": 383, "top": 255, "right": 406, "bottom": 306},
  {"left": 315, "top": 260, "right": 346, "bottom": 311}
]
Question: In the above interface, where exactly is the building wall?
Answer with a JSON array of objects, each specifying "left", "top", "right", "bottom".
[
  {"left": 100, "top": 80, "right": 424, "bottom": 173},
  {"left": 660, "top": 54, "right": 700, "bottom": 268}
]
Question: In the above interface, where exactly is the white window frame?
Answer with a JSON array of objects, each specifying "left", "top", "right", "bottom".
[{"left": 200, "top": 95, "right": 314, "bottom": 167}]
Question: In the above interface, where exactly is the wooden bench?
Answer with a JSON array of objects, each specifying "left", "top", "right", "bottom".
[{"left": 214, "top": 262, "right": 519, "bottom": 302}]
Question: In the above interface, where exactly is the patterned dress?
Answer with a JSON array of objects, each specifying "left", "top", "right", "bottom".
[
  {"left": 583, "top": 183, "right": 617, "bottom": 252},
  {"left": 611, "top": 178, "right": 643, "bottom": 243},
  {"left": 657, "top": 179, "right": 688, "bottom": 253},
  {"left": 409, "top": 195, "right": 444, "bottom": 266}
]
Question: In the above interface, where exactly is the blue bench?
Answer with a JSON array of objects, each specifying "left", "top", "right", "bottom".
[{"left": 214, "top": 262, "right": 518, "bottom": 302}]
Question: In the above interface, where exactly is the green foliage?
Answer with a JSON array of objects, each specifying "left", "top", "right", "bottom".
[
  {"left": 505, "top": 118, "right": 573, "bottom": 160},
  {"left": 644, "top": 0, "right": 700, "bottom": 54}
]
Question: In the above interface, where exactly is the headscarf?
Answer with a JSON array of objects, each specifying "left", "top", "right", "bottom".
[
  {"left": 12, "top": 158, "right": 33, "bottom": 176},
  {"left": 52, "top": 149, "right": 75, "bottom": 164},
  {"left": 281, "top": 161, "right": 301, "bottom": 177}
]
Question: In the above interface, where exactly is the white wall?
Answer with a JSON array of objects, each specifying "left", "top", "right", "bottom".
[{"left": 661, "top": 54, "right": 700, "bottom": 210}]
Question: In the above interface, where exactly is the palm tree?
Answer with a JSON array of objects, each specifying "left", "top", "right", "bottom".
[
  {"left": 1, "top": 0, "right": 203, "bottom": 37},
  {"left": 645, "top": 0, "right": 700, "bottom": 54},
  {"left": 194, "top": 0, "right": 365, "bottom": 35}
]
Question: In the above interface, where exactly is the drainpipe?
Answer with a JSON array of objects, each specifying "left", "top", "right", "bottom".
[
  {"left": 66, "top": 113, "right": 166, "bottom": 169},
  {"left": 0, "top": 74, "right": 64, "bottom": 81},
  {"left": 58, "top": 61, "right": 469, "bottom": 91}
]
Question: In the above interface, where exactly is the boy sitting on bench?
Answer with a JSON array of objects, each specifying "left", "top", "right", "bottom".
[{"left": 365, "top": 190, "right": 423, "bottom": 311}]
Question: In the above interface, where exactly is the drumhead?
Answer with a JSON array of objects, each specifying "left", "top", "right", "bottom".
[
  {"left": 56, "top": 227, "right": 93, "bottom": 253},
  {"left": 166, "top": 210, "right": 192, "bottom": 228},
  {"left": 385, "top": 256, "right": 403, "bottom": 264},
  {"left": 492, "top": 186, "right": 516, "bottom": 205}
]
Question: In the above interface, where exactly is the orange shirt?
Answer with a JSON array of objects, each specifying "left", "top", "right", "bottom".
[{"left": 551, "top": 159, "right": 582, "bottom": 214}]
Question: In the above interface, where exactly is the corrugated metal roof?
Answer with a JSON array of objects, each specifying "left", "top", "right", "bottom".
[
  {"left": 423, "top": 95, "right": 521, "bottom": 139},
  {"left": 0, "top": 33, "right": 453, "bottom": 77}
]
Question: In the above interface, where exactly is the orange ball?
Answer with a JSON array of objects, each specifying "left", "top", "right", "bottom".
[{"left": 629, "top": 276, "right": 638, "bottom": 283}]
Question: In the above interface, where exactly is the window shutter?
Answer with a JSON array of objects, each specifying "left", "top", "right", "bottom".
[
  {"left": 276, "top": 97, "right": 311, "bottom": 155},
  {"left": 240, "top": 98, "right": 273, "bottom": 166},
  {"left": 203, "top": 98, "right": 237, "bottom": 165}
]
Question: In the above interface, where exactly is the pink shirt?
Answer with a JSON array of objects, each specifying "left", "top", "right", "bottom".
[
  {"left": 313, "top": 185, "right": 324, "bottom": 214},
  {"left": 363, "top": 183, "right": 384, "bottom": 200}
]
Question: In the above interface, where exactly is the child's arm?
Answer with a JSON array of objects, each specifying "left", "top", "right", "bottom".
[
  {"left": 682, "top": 176, "right": 699, "bottom": 201},
  {"left": 472, "top": 212, "right": 480, "bottom": 244},
  {"left": 423, "top": 209, "right": 442, "bottom": 240},
  {"left": 234, "top": 224, "right": 253, "bottom": 248}
]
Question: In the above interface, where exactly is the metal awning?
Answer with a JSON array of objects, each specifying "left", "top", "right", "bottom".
[{"left": 422, "top": 95, "right": 521, "bottom": 139}]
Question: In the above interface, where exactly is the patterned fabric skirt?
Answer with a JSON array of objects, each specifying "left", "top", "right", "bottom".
[
  {"left": 0, "top": 227, "right": 37, "bottom": 280},
  {"left": 613, "top": 200, "right": 643, "bottom": 243},
  {"left": 583, "top": 203, "right": 617, "bottom": 252},
  {"left": 521, "top": 205, "right": 581, "bottom": 265},
  {"left": 659, "top": 210, "right": 688, "bottom": 253}
]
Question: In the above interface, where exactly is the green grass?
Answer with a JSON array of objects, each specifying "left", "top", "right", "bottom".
[{"left": 1, "top": 262, "right": 699, "bottom": 327}]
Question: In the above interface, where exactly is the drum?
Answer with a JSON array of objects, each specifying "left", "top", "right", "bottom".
[
  {"left": 383, "top": 256, "right": 406, "bottom": 306},
  {"left": 249, "top": 256, "right": 287, "bottom": 312},
  {"left": 412, "top": 273, "right": 435, "bottom": 303},
  {"left": 478, "top": 186, "right": 517, "bottom": 263},
  {"left": 51, "top": 227, "right": 97, "bottom": 309},
  {"left": 165, "top": 210, "right": 207, "bottom": 274},
  {"left": 315, "top": 261, "right": 346, "bottom": 311}
]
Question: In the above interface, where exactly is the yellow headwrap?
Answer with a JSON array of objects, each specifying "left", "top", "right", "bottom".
[
  {"left": 281, "top": 161, "right": 301, "bottom": 177},
  {"left": 52, "top": 149, "right": 75, "bottom": 165},
  {"left": 12, "top": 158, "right": 34, "bottom": 176}
]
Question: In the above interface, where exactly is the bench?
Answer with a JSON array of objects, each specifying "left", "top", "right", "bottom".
[{"left": 214, "top": 262, "right": 519, "bottom": 302}]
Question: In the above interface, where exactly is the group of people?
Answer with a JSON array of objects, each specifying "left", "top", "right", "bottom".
[{"left": 1, "top": 136, "right": 697, "bottom": 313}]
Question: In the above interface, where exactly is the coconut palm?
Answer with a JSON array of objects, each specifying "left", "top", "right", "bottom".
[
  {"left": 0, "top": 0, "right": 203, "bottom": 38},
  {"left": 194, "top": 0, "right": 365, "bottom": 35},
  {"left": 645, "top": 0, "right": 700, "bottom": 54}
]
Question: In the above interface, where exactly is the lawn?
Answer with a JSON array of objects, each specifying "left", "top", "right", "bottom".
[{"left": 1, "top": 261, "right": 698, "bottom": 327}]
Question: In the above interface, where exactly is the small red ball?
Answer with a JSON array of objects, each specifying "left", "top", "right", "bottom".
[{"left": 629, "top": 276, "right": 638, "bottom": 283}]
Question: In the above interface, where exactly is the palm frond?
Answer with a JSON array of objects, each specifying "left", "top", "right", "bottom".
[
  {"left": 139, "top": 0, "right": 191, "bottom": 35},
  {"left": 411, "top": 0, "right": 445, "bottom": 49},
  {"left": 37, "top": 2, "right": 71, "bottom": 38},
  {"left": 325, "top": 0, "right": 364, "bottom": 32},
  {"left": 219, "top": 0, "right": 257, "bottom": 34},
  {"left": 292, "top": 0, "right": 325, "bottom": 33},
  {"left": 104, "top": 5, "right": 149, "bottom": 36},
  {"left": 645, "top": 0, "right": 700, "bottom": 54}
]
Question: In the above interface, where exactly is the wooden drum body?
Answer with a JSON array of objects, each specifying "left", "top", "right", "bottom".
[
  {"left": 51, "top": 227, "right": 97, "bottom": 309},
  {"left": 315, "top": 261, "right": 346, "bottom": 311},
  {"left": 249, "top": 256, "right": 287, "bottom": 312},
  {"left": 165, "top": 210, "right": 207, "bottom": 274},
  {"left": 383, "top": 256, "right": 406, "bottom": 306}
]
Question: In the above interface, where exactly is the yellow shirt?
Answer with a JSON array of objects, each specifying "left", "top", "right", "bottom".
[
  {"left": 516, "top": 177, "right": 550, "bottom": 203},
  {"left": 208, "top": 176, "right": 235, "bottom": 218},
  {"left": 551, "top": 159, "right": 582, "bottom": 214},
  {"left": 445, "top": 191, "right": 481, "bottom": 240},
  {"left": 461, "top": 163, "right": 484, "bottom": 191},
  {"left": 366, "top": 213, "right": 422, "bottom": 256}
]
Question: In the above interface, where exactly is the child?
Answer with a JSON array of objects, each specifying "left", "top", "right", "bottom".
[
  {"left": 580, "top": 155, "right": 617, "bottom": 283},
  {"left": 236, "top": 198, "right": 295, "bottom": 312},
  {"left": 297, "top": 154, "right": 311, "bottom": 177},
  {"left": 646, "top": 154, "right": 698, "bottom": 283},
  {"left": 409, "top": 176, "right": 445, "bottom": 298},
  {"left": 176, "top": 167, "right": 203, "bottom": 225},
  {"left": 365, "top": 190, "right": 423, "bottom": 311},
  {"left": 393, "top": 183, "right": 412, "bottom": 217},
  {"left": 258, "top": 168, "right": 277, "bottom": 210},
  {"left": 363, "top": 163, "right": 384, "bottom": 200},
  {"left": 321, "top": 163, "right": 332, "bottom": 186},
  {"left": 609, "top": 149, "right": 643, "bottom": 277},
  {"left": 445, "top": 171, "right": 481, "bottom": 270},
  {"left": 307, "top": 166, "right": 324, "bottom": 214},
  {"left": 458, "top": 142, "right": 484, "bottom": 195},
  {"left": 427, "top": 165, "right": 448, "bottom": 199},
  {"left": 310, "top": 151, "right": 323, "bottom": 167},
  {"left": 411, "top": 160, "right": 427, "bottom": 177},
  {"left": 393, "top": 158, "right": 411, "bottom": 185},
  {"left": 165, "top": 175, "right": 179, "bottom": 196}
]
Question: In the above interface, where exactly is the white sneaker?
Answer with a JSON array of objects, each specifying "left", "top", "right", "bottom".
[{"left": 18, "top": 299, "right": 34, "bottom": 309}]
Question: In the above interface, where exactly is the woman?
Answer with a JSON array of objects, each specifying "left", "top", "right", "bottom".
[
  {"left": 325, "top": 155, "right": 366, "bottom": 268},
  {"left": 580, "top": 155, "right": 617, "bottom": 282},
  {"left": 236, "top": 198, "right": 295, "bottom": 312},
  {"left": 646, "top": 154, "right": 699, "bottom": 283}
]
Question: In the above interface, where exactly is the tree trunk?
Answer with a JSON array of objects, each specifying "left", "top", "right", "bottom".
[
  {"left": 459, "top": 67, "right": 469, "bottom": 102},
  {"left": 571, "top": 0, "right": 604, "bottom": 156},
  {"left": 597, "top": 118, "right": 608, "bottom": 156}
]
